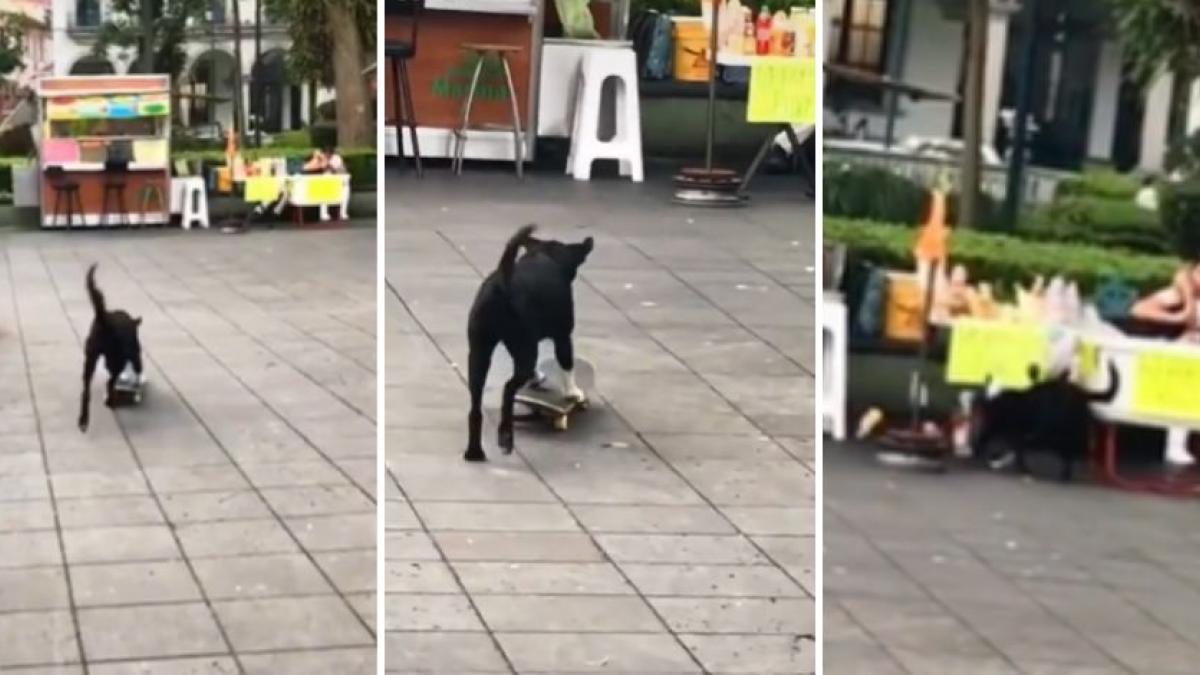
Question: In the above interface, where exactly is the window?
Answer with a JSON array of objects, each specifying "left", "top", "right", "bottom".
[
  {"left": 75, "top": 0, "right": 101, "bottom": 27},
  {"left": 831, "top": 0, "right": 891, "bottom": 72}
]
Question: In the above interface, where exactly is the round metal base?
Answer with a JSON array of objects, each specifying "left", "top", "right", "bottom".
[{"left": 672, "top": 167, "right": 746, "bottom": 208}]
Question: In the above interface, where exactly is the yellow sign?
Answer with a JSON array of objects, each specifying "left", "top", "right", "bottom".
[
  {"left": 304, "top": 175, "right": 343, "bottom": 203},
  {"left": 946, "top": 320, "right": 1047, "bottom": 389},
  {"left": 1132, "top": 351, "right": 1200, "bottom": 421},
  {"left": 244, "top": 176, "right": 281, "bottom": 203},
  {"left": 747, "top": 57, "right": 815, "bottom": 124}
]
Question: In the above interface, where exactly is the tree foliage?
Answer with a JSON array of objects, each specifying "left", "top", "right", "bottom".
[
  {"left": 265, "top": 0, "right": 375, "bottom": 146},
  {"left": 0, "top": 12, "right": 25, "bottom": 80},
  {"left": 1108, "top": 0, "right": 1200, "bottom": 87},
  {"left": 265, "top": 0, "right": 375, "bottom": 88},
  {"left": 92, "top": 0, "right": 210, "bottom": 79}
]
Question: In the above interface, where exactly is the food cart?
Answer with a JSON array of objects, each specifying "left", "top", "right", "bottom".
[
  {"left": 36, "top": 75, "right": 171, "bottom": 228},
  {"left": 384, "top": 0, "right": 628, "bottom": 163}
]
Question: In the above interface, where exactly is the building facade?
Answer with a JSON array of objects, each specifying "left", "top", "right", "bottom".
[
  {"left": 825, "top": 0, "right": 1200, "bottom": 173},
  {"left": 52, "top": 0, "right": 333, "bottom": 133}
]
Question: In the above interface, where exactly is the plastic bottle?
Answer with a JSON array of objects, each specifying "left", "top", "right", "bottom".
[
  {"left": 726, "top": 0, "right": 744, "bottom": 54},
  {"left": 770, "top": 10, "right": 788, "bottom": 55},
  {"left": 790, "top": 7, "right": 807, "bottom": 57},
  {"left": 755, "top": 7, "right": 772, "bottom": 55},
  {"left": 742, "top": 8, "right": 756, "bottom": 56},
  {"left": 779, "top": 11, "right": 796, "bottom": 56}
]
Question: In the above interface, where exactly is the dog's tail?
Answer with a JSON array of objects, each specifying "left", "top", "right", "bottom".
[
  {"left": 499, "top": 224, "right": 536, "bottom": 283},
  {"left": 1087, "top": 361, "right": 1120, "bottom": 403},
  {"left": 86, "top": 264, "right": 106, "bottom": 323}
]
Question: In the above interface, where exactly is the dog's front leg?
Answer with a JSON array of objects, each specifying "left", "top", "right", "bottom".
[
  {"left": 554, "top": 336, "right": 586, "bottom": 404},
  {"left": 78, "top": 351, "right": 98, "bottom": 432}
]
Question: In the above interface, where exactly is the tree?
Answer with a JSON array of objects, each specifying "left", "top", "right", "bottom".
[
  {"left": 0, "top": 12, "right": 26, "bottom": 81},
  {"left": 265, "top": 0, "right": 375, "bottom": 147},
  {"left": 1107, "top": 0, "right": 1200, "bottom": 87},
  {"left": 93, "top": 0, "right": 211, "bottom": 123}
]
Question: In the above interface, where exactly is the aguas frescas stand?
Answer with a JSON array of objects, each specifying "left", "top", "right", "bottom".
[{"left": 37, "top": 75, "right": 171, "bottom": 228}]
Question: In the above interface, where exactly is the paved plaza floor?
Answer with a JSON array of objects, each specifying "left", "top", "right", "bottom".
[
  {"left": 827, "top": 440, "right": 1200, "bottom": 674},
  {"left": 0, "top": 225, "right": 377, "bottom": 673},
  {"left": 385, "top": 167, "right": 815, "bottom": 674}
]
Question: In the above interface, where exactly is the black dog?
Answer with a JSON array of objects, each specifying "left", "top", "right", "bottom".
[
  {"left": 79, "top": 264, "right": 143, "bottom": 432},
  {"left": 464, "top": 225, "right": 593, "bottom": 461},
  {"left": 970, "top": 361, "right": 1120, "bottom": 482}
]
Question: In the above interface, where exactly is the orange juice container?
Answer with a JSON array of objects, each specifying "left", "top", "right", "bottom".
[
  {"left": 770, "top": 11, "right": 787, "bottom": 54},
  {"left": 779, "top": 12, "right": 796, "bottom": 56}
]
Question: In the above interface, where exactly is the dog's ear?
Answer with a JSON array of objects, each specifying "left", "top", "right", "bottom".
[
  {"left": 135, "top": 317, "right": 143, "bottom": 326},
  {"left": 583, "top": 236, "right": 594, "bottom": 252}
]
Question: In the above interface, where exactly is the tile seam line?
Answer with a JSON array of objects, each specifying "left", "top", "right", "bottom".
[
  {"left": 78, "top": 250, "right": 376, "bottom": 644},
  {"left": 448, "top": 229, "right": 815, "bottom": 591},
  {"left": 4, "top": 246, "right": 90, "bottom": 674},
  {"left": 41, "top": 247, "right": 248, "bottom": 675}
]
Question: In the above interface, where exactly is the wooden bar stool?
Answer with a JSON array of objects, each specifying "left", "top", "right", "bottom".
[
  {"left": 100, "top": 159, "right": 130, "bottom": 227},
  {"left": 451, "top": 43, "right": 524, "bottom": 180},
  {"left": 386, "top": 0, "right": 423, "bottom": 177},
  {"left": 45, "top": 166, "right": 84, "bottom": 229}
]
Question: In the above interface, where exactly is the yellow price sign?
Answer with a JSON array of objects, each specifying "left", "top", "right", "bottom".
[
  {"left": 747, "top": 57, "right": 815, "bottom": 125},
  {"left": 305, "top": 175, "right": 343, "bottom": 203},
  {"left": 244, "top": 176, "right": 281, "bottom": 203},
  {"left": 1132, "top": 350, "right": 1200, "bottom": 421},
  {"left": 946, "top": 320, "right": 1048, "bottom": 389}
]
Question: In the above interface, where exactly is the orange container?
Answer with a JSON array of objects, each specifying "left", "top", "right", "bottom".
[
  {"left": 885, "top": 272, "right": 926, "bottom": 343},
  {"left": 673, "top": 18, "right": 711, "bottom": 82}
]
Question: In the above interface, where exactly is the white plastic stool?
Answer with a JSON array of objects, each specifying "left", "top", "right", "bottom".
[
  {"left": 822, "top": 292, "right": 848, "bottom": 441},
  {"left": 170, "top": 177, "right": 209, "bottom": 230},
  {"left": 566, "top": 47, "right": 644, "bottom": 182}
]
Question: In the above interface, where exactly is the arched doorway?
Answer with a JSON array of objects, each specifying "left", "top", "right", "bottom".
[
  {"left": 251, "top": 49, "right": 290, "bottom": 133},
  {"left": 187, "top": 50, "right": 236, "bottom": 131},
  {"left": 69, "top": 55, "right": 115, "bottom": 75}
]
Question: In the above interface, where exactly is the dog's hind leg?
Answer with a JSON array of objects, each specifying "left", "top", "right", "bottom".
[
  {"left": 553, "top": 336, "right": 586, "bottom": 403},
  {"left": 499, "top": 340, "right": 537, "bottom": 454},
  {"left": 465, "top": 339, "right": 497, "bottom": 462},
  {"left": 78, "top": 350, "right": 98, "bottom": 432}
]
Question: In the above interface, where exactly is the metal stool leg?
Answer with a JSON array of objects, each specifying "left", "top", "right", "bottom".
[
  {"left": 453, "top": 53, "right": 486, "bottom": 176},
  {"left": 398, "top": 58, "right": 423, "bottom": 178},
  {"left": 499, "top": 54, "right": 524, "bottom": 181}
]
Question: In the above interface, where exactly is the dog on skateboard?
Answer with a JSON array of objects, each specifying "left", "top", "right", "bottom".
[
  {"left": 465, "top": 224, "right": 593, "bottom": 461},
  {"left": 79, "top": 264, "right": 144, "bottom": 432}
]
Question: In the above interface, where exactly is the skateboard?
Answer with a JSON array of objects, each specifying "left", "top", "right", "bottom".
[
  {"left": 110, "top": 366, "right": 146, "bottom": 406},
  {"left": 514, "top": 357, "right": 595, "bottom": 431}
]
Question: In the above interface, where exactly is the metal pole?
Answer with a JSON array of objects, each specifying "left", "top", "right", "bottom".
[
  {"left": 883, "top": 0, "right": 914, "bottom": 148},
  {"left": 705, "top": 0, "right": 719, "bottom": 171},
  {"left": 959, "top": 0, "right": 988, "bottom": 228},
  {"left": 1003, "top": 0, "right": 1037, "bottom": 231},
  {"left": 253, "top": 0, "right": 262, "bottom": 146}
]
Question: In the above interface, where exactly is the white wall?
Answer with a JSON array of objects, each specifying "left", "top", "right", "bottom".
[
  {"left": 895, "top": 0, "right": 962, "bottom": 140},
  {"left": 1087, "top": 40, "right": 1122, "bottom": 161}
]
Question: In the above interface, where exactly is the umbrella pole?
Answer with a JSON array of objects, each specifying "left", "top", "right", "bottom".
[
  {"left": 912, "top": 259, "right": 939, "bottom": 428},
  {"left": 704, "top": 0, "right": 719, "bottom": 171}
]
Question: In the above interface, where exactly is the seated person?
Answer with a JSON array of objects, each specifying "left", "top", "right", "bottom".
[
  {"left": 1129, "top": 263, "right": 1200, "bottom": 340},
  {"left": 303, "top": 146, "right": 348, "bottom": 221}
]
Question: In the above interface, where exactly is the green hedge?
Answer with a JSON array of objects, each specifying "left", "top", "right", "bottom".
[
  {"left": 1054, "top": 169, "right": 1141, "bottom": 201},
  {"left": 826, "top": 217, "right": 1177, "bottom": 295},
  {"left": 1160, "top": 180, "right": 1200, "bottom": 260},
  {"left": 1020, "top": 195, "right": 1168, "bottom": 254},
  {"left": 825, "top": 162, "right": 1004, "bottom": 230}
]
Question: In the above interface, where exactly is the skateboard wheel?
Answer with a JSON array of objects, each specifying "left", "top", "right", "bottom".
[{"left": 554, "top": 415, "right": 569, "bottom": 431}]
